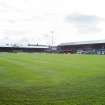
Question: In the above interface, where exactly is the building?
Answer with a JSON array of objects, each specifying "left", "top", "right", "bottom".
[
  {"left": 58, "top": 40, "right": 105, "bottom": 54},
  {"left": 0, "top": 45, "right": 49, "bottom": 53}
]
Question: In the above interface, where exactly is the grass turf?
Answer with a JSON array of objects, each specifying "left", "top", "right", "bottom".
[{"left": 0, "top": 53, "right": 105, "bottom": 105}]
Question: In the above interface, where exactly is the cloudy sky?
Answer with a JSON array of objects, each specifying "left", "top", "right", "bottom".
[{"left": 0, "top": 0, "right": 105, "bottom": 45}]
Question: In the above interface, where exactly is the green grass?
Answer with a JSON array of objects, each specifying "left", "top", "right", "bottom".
[{"left": 0, "top": 53, "right": 105, "bottom": 105}]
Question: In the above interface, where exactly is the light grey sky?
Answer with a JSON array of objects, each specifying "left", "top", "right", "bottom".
[{"left": 0, "top": 0, "right": 105, "bottom": 45}]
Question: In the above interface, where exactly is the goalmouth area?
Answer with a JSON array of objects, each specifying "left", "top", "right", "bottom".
[{"left": 0, "top": 53, "right": 105, "bottom": 105}]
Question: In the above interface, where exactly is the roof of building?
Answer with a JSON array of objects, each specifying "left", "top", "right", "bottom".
[
  {"left": 0, "top": 45, "right": 49, "bottom": 48},
  {"left": 59, "top": 40, "right": 105, "bottom": 46}
]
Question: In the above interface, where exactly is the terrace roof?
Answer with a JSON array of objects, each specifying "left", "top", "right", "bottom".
[{"left": 59, "top": 40, "right": 105, "bottom": 46}]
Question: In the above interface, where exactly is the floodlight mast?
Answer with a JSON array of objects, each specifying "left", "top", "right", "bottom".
[{"left": 50, "top": 30, "right": 54, "bottom": 47}]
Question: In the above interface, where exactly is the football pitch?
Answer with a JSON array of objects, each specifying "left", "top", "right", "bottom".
[{"left": 0, "top": 53, "right": 105, "bottom": 105}]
